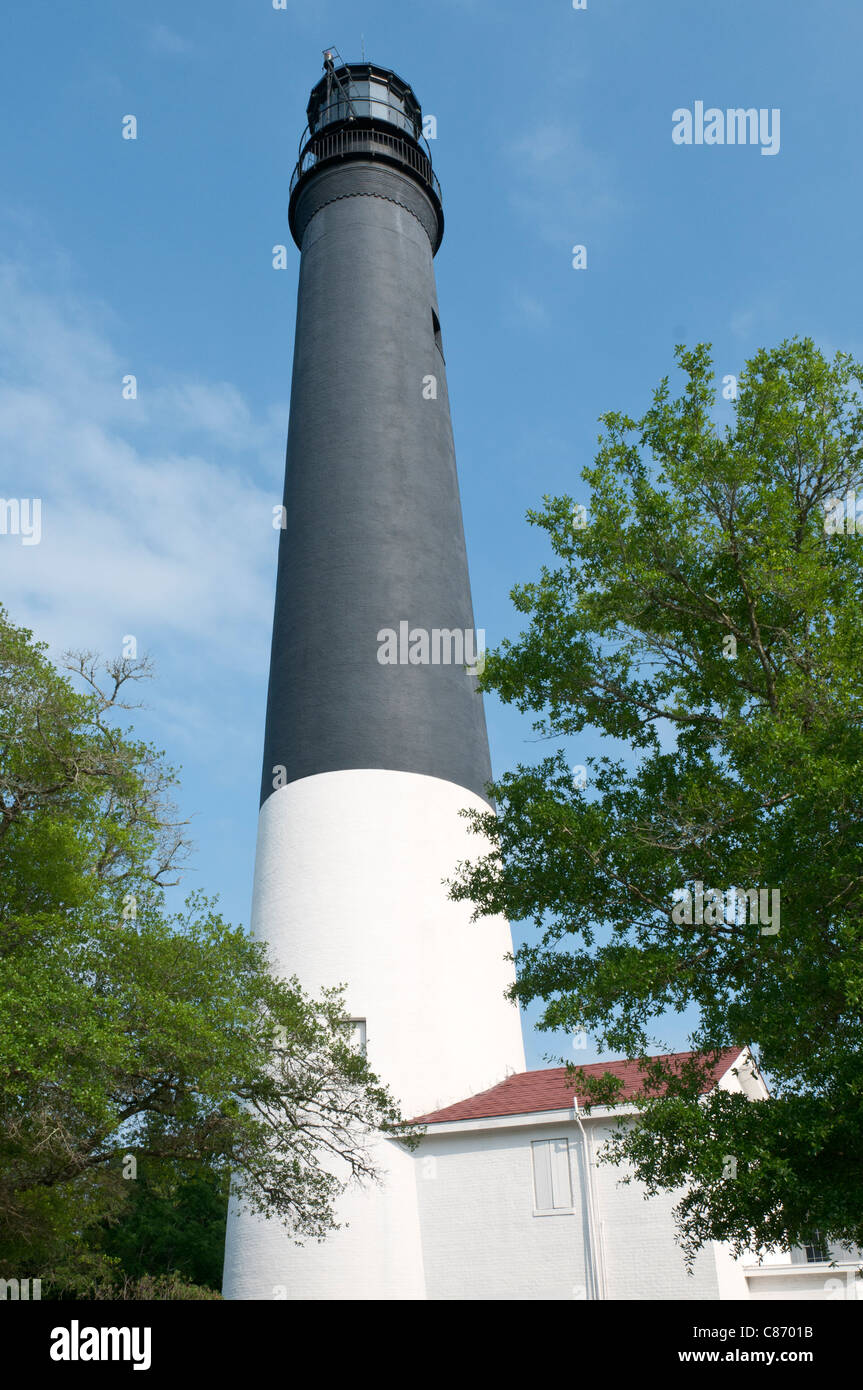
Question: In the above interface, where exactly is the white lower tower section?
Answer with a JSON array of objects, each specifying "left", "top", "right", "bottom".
[{"left": 222, "top": 768, "right": 526, "bottom": 1300}]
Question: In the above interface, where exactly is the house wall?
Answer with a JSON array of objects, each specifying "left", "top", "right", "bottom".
[
  {"left": 414, "top": 1116, "right": 720, "bottom": 1300},
  {"left": 589, "top": 1119, "right": 720, "bottom": 1300},
  {"left": 745, "top": 1268, "right": 862, "bottom": 1300},
  {"left": 414, "top": 1127, "right": 590, "bottom": 1300}
]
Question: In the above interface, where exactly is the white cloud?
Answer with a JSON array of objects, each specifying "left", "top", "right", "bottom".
[
  {"left": 504, "top": 122, "right": 623, "bottom": 248},
  {"left": 148, "top": 24, "right": 193, "bottom": 56},
  {"left": 0, "top": 263, "right": 282, "bottom": 681},
  {"left": 509, "top": 290, "right": 551, "bottom": 329}
]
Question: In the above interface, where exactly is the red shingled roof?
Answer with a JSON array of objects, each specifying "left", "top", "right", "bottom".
[{"left": 413, "top": 1049, "right": 743, "bottom": 1125}]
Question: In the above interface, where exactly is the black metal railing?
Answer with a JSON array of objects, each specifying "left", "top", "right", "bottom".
[{"left": 289, "top": 125, "right": 441, "bottom": 204}]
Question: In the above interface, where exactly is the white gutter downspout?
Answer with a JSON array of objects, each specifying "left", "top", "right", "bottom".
[{"left": 574, "top": 1099, "right": 608, "bottom": 1299}]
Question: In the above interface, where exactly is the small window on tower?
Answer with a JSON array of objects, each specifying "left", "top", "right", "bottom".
[
  {"left": 431, "top": 307, "right": 444, "bottom": 359},
  {"left": 341, "top": 1018, "right": 367, "bottom": 1055}
]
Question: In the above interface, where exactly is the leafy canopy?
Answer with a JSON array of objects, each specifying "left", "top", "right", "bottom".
[
  {"left": 0, "top": 609, "right": 414, "bottom": 1295},
  {"left": 450, "top": 339, "right": 863, "bottom": 1260}
]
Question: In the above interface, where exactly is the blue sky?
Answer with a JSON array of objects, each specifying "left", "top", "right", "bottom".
[{"left": 2, "top": 0, "right": 861, "bottom": 1070}]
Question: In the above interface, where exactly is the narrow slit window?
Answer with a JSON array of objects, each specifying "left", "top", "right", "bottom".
[{"left": 431, "top": 307, "right": 444, "bottom": 358}]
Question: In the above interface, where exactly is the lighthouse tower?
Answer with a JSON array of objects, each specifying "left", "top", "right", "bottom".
[{"left": 222, "top": 53, "right": 525, "bottom": 1301}]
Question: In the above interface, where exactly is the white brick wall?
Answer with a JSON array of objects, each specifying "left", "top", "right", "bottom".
[
  {"left": 415, "top": 1128, "right": 590, "bottom": 1300},
  {"left": 589, "top": 1120, "right": 719, "bottom": 1299},
  {"left": 745, "top": 1268, "right": 862, "bottom": 1300},
  {"left": 413, "top": 1116, "right": 720, "bottom": 1300}
]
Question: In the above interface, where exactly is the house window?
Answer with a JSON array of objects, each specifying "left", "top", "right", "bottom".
[
  {"left": 804, "top": 1235, "right": 828, "bottom": 1263},
  {"left": 531, "top": 1138, "right": 573, "bottom": 1213}
]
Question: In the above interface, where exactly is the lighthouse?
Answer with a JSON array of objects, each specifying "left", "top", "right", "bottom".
[{"left": 222, "top": 52, "right": 525, "bottom": 1301}]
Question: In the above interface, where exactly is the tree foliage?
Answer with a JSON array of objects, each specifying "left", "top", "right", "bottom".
[
  {"left": 0, "top": 609, "right": 413, "bottom": 1295},
  {"left": 450, "top": 339, "right": 863, "bottom": 1260}
]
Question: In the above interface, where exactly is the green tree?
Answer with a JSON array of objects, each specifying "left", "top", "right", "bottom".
[
  {"left": 0, "top": 609, "right": 413, "bottom": 1295},
  {"left": 94, "top": 1161, "right": 230, "bottom": 1291},
  {"left": 451, "top": 339, "right": 863, "bottom": 1261}
]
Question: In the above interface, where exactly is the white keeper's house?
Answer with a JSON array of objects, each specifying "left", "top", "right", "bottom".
[{"left": 407, "top": 1047, "right": 862, "bottom": 1302}]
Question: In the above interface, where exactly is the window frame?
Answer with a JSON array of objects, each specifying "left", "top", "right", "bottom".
[{"left": 531, "top": 1136, "right": 575, "bottom": 1217}]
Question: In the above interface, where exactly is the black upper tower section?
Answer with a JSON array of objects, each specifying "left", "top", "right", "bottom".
[{"left": 260, "top": 54, "right": 493, "bottom": 807}]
